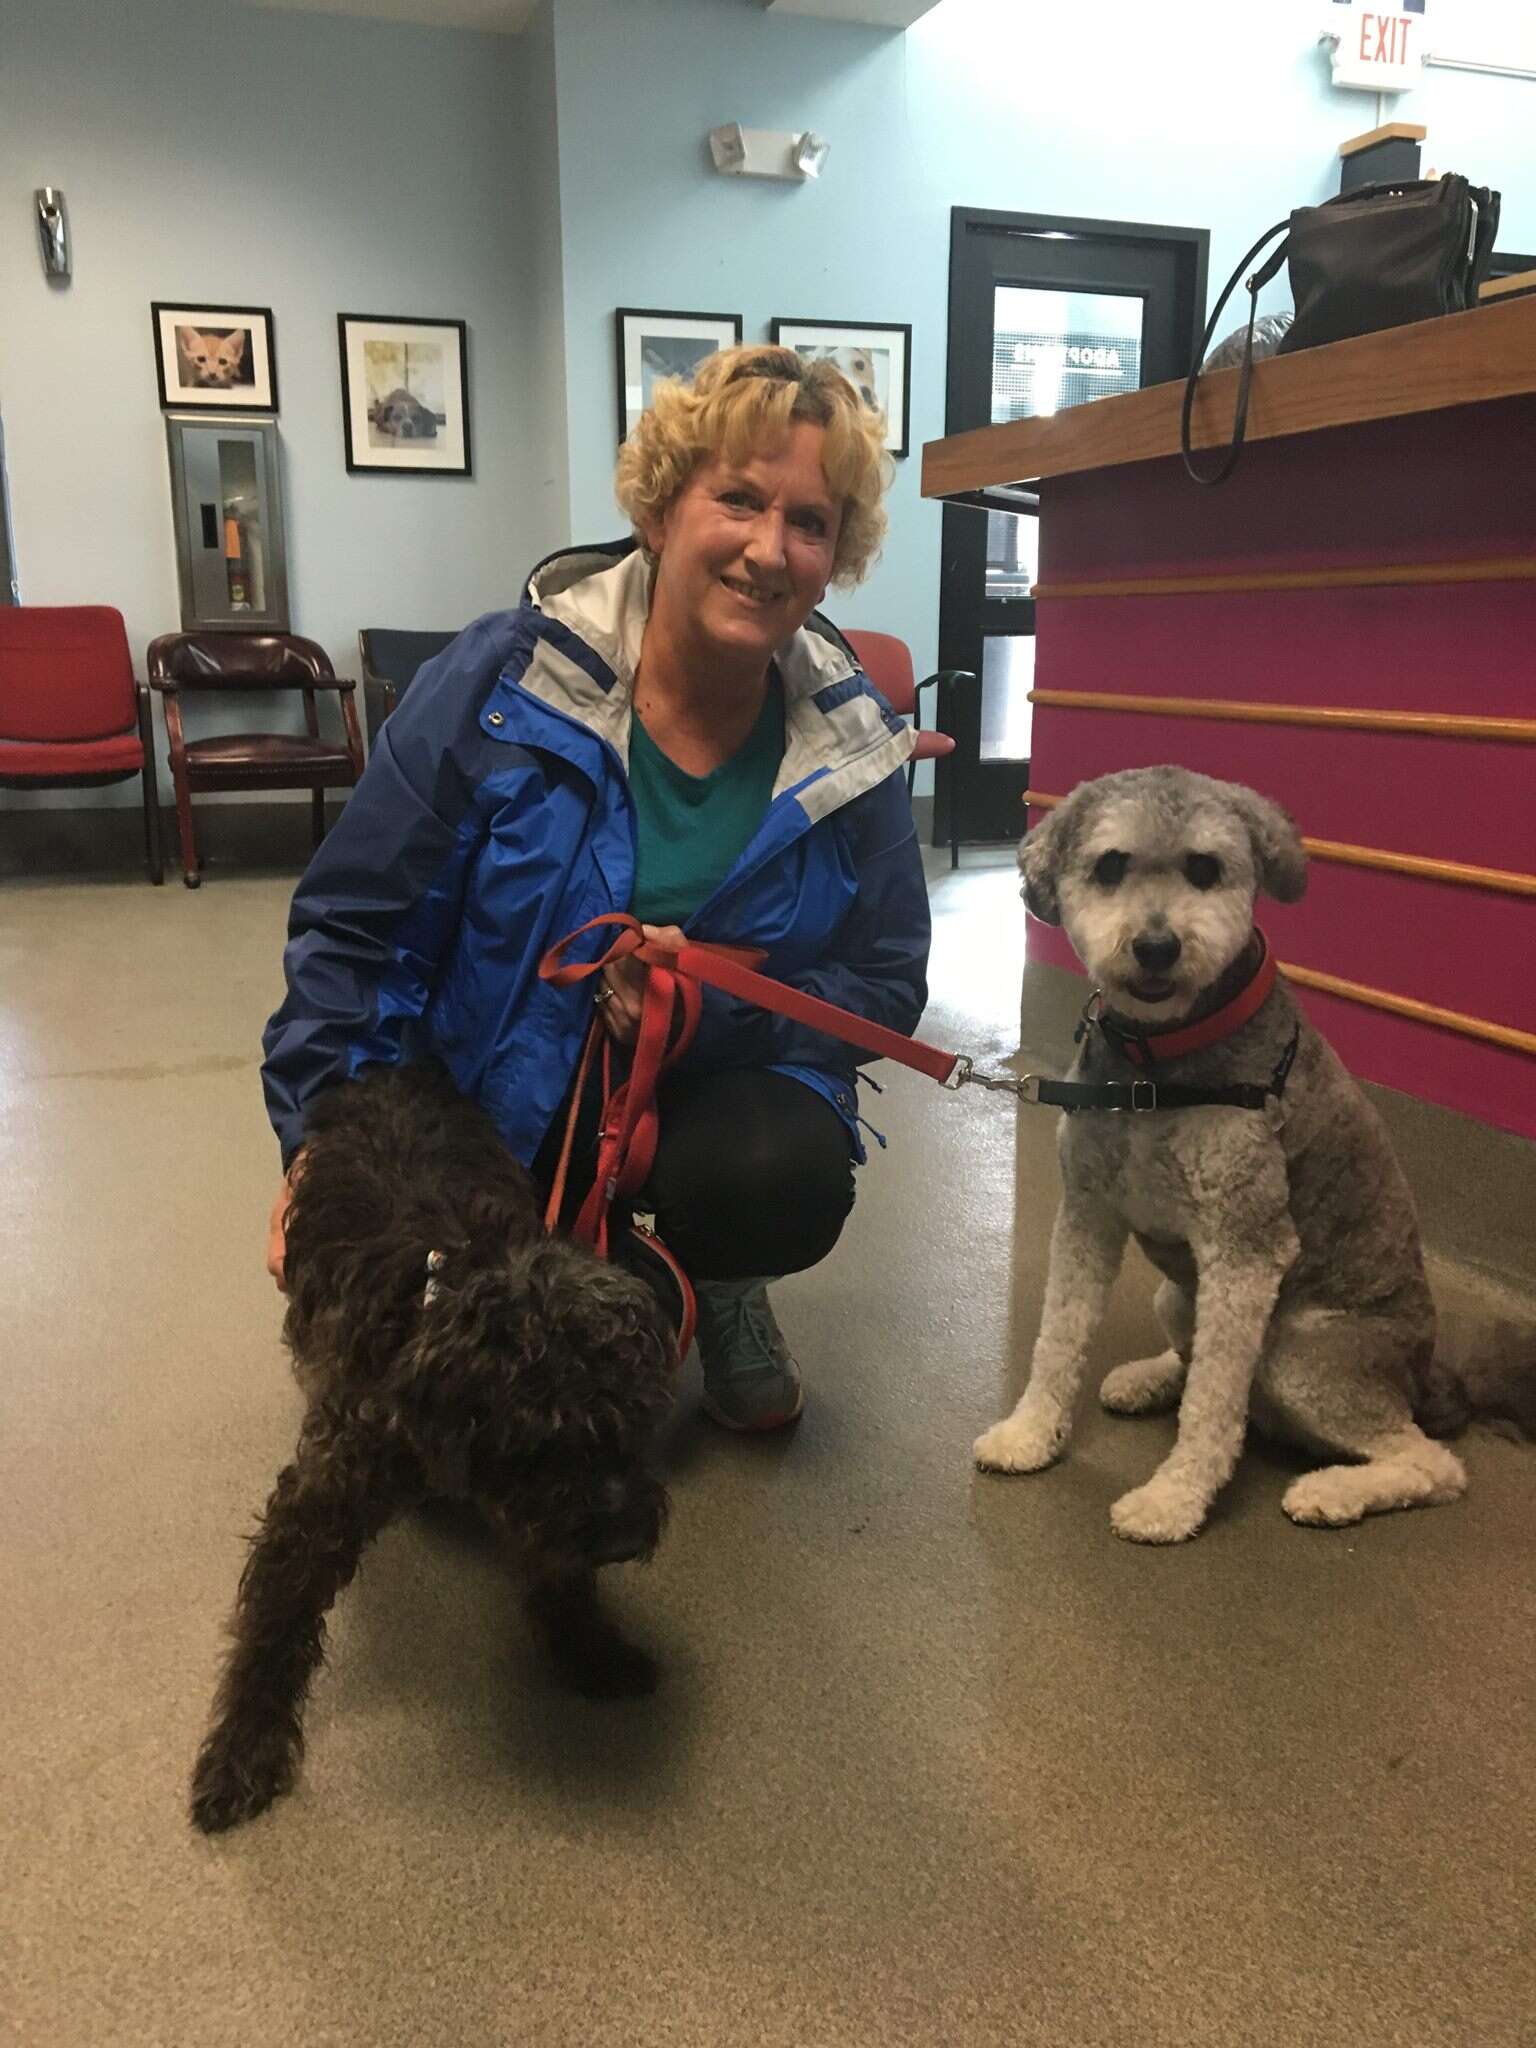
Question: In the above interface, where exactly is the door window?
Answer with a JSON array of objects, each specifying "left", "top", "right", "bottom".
[{"left": 991, "top": 285, "right": 1145, "bottom": 423}]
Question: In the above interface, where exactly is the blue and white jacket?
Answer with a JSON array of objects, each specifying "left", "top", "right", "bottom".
[{"left": 261, "top": 540, "right": 931, "bottom": 1168}]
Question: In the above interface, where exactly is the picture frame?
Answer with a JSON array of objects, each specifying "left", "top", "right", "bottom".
[
  {"left": 770, "top": 318, "right": 912, "bottom": 457},
  {"left": 337, "top": 314, "right": 471, "bottom": 477},
  {"left": 616, "top": 307, "right": 743, "bottom": 443},
  {"left": 151, "top": 302, "right": 277, "bottom": 412}
]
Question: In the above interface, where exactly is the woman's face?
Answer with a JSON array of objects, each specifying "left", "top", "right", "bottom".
[{"left": 645, "top": 421, "right": 843, "bottom": 668}]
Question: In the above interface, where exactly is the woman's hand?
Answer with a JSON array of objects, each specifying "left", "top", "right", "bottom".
[
  {"left": 596, "top": 924, "right": 687, "bottom": 1047},
  {"left": 266, "top": 1151, "right": 306, "bottom": 1293}
]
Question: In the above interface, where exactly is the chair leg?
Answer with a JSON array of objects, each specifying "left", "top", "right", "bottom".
[
  {"left": 173, "top": 773, "right": 201, "bottom": 888},
  {"left": 143, "top": 770, "right": 164, "bottom": 885},
  {"left": 136, "top": 688, "right": 164, "bottom": 885},
  {"left": 311, "top": 788, "right": 326, "bottom": 849}
]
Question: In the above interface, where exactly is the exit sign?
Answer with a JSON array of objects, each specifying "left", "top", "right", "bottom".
[{"left": 1325, "top": 1, "right": 1426, "bottom": 93}]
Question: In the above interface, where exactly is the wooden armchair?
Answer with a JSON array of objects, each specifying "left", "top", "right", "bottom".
[{"left": 146, "top": 631, "right": 364, "bottom": 888}]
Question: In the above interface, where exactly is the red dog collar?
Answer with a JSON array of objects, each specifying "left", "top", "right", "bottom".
[{"left": 1093, "top": 931, "right": 1278, "bottom": 1068}]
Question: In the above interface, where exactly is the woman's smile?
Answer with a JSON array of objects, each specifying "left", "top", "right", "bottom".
[{"left": 719, "top": 572, "right": 783, "bottom": 608}]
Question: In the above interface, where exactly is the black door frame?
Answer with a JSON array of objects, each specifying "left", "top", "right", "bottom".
[{"left": 934, "top": 206, "right": 1209, "bottom": 848}]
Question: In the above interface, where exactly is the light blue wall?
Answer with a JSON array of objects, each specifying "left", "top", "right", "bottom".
[
  {"left": 0, "top": 0, "right": 541, "bottom": 807},
  {"left": 5, "top": 0, "right": 1532, "bottom": 818},
  {"left": 550, "top": 0, "right": 1536, "bottom": 683},
  {"left": 524, "top": 0, "right": 573, "bottom": 552}
]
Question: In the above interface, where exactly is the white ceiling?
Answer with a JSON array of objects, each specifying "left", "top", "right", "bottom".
[
  {"left": 241, "top": 0, "right": 538, "bottom": 31},
  {"left": 760, "top": 0, "right": 941, "bottom": 22},
  {"left": 237, "top": 0, "right": 941, "bottom": 35}
]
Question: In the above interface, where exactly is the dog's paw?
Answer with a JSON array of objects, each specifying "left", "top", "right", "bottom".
[
  {"left": 973, "top": 1412, "right": 1064, "bottom": 1474},
  {"left": 1110, "top": 1476, "right": 1209, "bottom": 1545},
  {"left": 1100, "top": 1353, "right": 1186, "bottom": 1416},
  {"left": 1281, "top": 1468, "right": 1369, "bottom": 1528},
  {"left": 189, "top": 1722, "right": 298, "bottom": 1834}
]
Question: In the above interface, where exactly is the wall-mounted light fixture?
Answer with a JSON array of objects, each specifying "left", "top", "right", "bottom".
[
  {"left": 35, "top": 188, "right": 71, "bottom": 280},
  {"left": 708, "top": 124, "right": 830, "bottom": 181}
]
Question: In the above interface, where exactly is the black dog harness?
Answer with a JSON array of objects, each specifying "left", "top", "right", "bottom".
[{"left": 952, "top": 931, "right": 1300, "bottom": 1123}]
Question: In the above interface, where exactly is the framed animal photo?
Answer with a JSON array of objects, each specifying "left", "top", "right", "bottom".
[
  {"left": 770, "top": 318, "right": 912, "bottom": 457},
  {"left": 152, "top": 303, "right": 277, "bottom": 412},
  {"left": 337, "top": 314, "right": 471, "bottom": 477},
  {"left": 616, "top": 307, "right": 743, "bottom": 443}
]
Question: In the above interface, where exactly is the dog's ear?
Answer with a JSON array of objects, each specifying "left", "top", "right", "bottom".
[
  {"left": 1018, "top": 806, "right": 1067, "bottom": 924},
  {"left": 1233, "top": 786, "right": 1307, "bottom": 902}
]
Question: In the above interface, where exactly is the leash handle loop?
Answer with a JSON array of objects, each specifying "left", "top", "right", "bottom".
[
  {"left": 537, "top": 911, "right": 965, "bottom": 1254},
  {"left": 537, "top": 911, "right": 963, "bottom": 1085}
]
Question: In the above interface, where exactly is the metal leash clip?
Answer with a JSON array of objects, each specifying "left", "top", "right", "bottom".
[{"left": 944, "top": 1056, "right": 1044, "bottom": 1103}]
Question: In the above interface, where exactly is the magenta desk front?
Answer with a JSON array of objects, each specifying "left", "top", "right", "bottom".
[{"left": 923, "top": 298, "right": 1536, "bottom": 1141}]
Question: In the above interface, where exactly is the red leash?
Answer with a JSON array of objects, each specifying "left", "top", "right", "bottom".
[{"left": 536, "top": 914, "right": 966, "bottom": 1357}]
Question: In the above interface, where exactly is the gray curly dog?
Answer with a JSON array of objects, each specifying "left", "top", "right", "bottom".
[{"left": 975, "top": 765, "right": 1533, "bottom": 1544}]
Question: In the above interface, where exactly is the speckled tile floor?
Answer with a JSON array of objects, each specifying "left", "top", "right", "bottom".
[{"left": 2, "top": 845, "right": 1532, "bottom": 2047}]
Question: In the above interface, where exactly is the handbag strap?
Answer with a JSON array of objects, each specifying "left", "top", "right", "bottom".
[
  {"left": 1470, "top": 185, "right": 1502, "bottom": 295},
  {"left": 1181, "top": 219, "right": 1290, "bottom": 486}
]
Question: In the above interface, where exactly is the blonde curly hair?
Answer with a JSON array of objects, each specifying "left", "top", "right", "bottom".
[{"left": 614, "top": 343, "right": 892, "bottom": 589}]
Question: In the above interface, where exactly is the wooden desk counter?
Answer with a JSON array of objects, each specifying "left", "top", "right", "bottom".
[{"left": 921, "top": 295, "right": 1536, "bottom": 498}]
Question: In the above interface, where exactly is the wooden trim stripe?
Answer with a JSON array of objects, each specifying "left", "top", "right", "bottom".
[
  {"left": 1280, "top": 965, "right": 1536, "bottom": 1059},
  {"left": 1026, "top": 689, "right": 1536, "bottom": 745},
  {"left": 1023, "top": 791, "right": 1536, "bottom": 899},
  {"left": 1031, "top": 556, "right": 1536, "bottom": 601}
]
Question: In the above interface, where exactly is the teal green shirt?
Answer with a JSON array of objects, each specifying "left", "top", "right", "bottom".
[{"left": 627, "top": 676, "right": 785, "bottom": 926}]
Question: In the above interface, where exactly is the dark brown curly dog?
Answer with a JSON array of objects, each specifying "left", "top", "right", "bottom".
[{"left": 191, "top": 1065, "right": 677, "bottom": 1834}]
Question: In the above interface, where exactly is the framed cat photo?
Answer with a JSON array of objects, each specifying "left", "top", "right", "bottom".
[
  {"left": 338, "top": 313, "right": 471, "bottom": 477},
  {"left": 152, "top": 302, "right": 277, "bottom": 411}
]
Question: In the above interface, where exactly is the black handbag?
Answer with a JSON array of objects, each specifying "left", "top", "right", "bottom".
[{"left": 1182, "top": 175, "right": 1501, "bottom": 484}]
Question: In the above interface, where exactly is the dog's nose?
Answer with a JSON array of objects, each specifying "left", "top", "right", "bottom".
[
  {"left": 584, "top": 1509, "right": 656, "bottom": 1567},
  {"left": 1132, "top": 932, "right": 1182, "bottom": 974},
  {"left": 582, "top": 1475, "right": 662, "bottom": 1566}
]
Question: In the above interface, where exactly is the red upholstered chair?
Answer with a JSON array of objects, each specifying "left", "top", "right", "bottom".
[
  {"left": 147, "top": 631, "right": 365, "bottom": 888},
  {"left": 843, "top": 630, "right": 976, "bottom": 870},
  {"left": 0, "top": 605, "right": 163, "bottom": 883}
]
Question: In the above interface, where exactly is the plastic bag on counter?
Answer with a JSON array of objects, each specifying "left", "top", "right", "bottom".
[{"left": 1202, "top": 311, "right": 1293, "bottom": 371}]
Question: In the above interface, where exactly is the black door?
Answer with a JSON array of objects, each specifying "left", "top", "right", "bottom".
[{"left": 935, "top": 208, "right": 1208, "bottom": 847}]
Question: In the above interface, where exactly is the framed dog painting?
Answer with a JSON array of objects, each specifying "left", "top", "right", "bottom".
[
  {"left": 770, "top": 318, "right": 912, "bottom": 457},
  {"left": 615, "top": 308, "right": 743, "bottom": 443},
  {"left": 337, "top": 314, "right": 471, "bottom": 477},
  {"left": 152, "top": 303, "right": 277, "bottom": 412}
]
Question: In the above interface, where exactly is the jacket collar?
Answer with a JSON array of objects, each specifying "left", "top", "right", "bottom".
[{"left": 507, "top": 540, "right": 915, "bottom": 814}]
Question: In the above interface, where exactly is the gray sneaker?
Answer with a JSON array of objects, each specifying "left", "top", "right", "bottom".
[{"left": 694, "top": 1278, "right": 804, "bottom": 1432}]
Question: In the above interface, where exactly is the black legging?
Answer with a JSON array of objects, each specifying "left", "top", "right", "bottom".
[{"left": 533, "top": 1063, "right": 856, "bottom": 1282}]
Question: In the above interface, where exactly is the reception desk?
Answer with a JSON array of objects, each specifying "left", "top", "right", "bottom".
[{"left": 922, "top": 298, "right": 1536, "bottom": 1142}]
